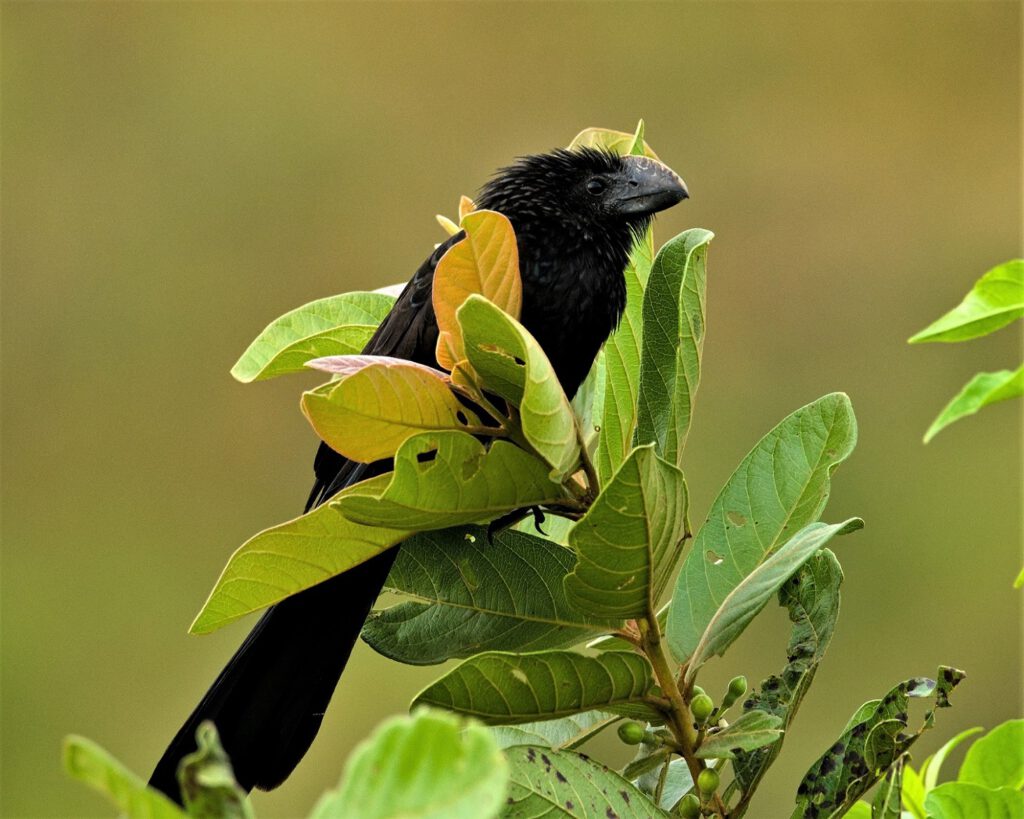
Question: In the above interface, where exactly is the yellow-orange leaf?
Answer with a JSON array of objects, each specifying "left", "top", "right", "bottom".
[
  {"left": 432, "top": 210, "right": 522, "bottom": 371},
  {"left": 301, "top": 355, "right": 479, "bottom": 463},
  {"left": 458, "top": 195, "right": 476, "bottom": 221}
]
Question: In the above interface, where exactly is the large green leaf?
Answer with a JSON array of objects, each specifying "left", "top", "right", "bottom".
[
  {"left": 190, "top": 473, "right": 406, "bottom": 634},
  {"left": 413, "top": 651, "right": 660, "bottom": 724},
  {"left": 924, "top": 783, "right": 1024, "bottom": 819},
  {"left": 683, "top": 519, "right": 862, "bottom": 683},
  {"left": 696, "top": 710, "right": 783, "bottom": 759},
  {"left": 924, "top": 365, "right": 1023, "bottom": 442},
  {"left": 595, "top": 229, "right": 655, "bottom": 485},
  {"left": 909, "top": 259, "right": 1024, "bottom": 343},
  {"left": 791, "top": 667, "right": 965, "bottom": 819},
  {"left": 502, "top": 746, "right": 668, "bottom": 818},
  {"left": 667, "top": 393, "right": 857, "bottom": 663},
  {"left": 230, "top": 292, "right": 394, "bottom": 383},
  {"left": 459, "top": 295, "right": 579, "bottom": 479},
  {"left": 63, "top": 735, "right": 186, "bottom": 819},
  {"left": 920, "top": 727, "right": 984, "bottom": 792},
  {"left": 565, "top": 445, "right": 688, "bottom": 619},
  {"left": 301, "top": 356, "right": 480, "bottom": 462},
  {"left": 178, "top": 722, "right": 253, "bottom": 819},
  {"left": 310, "top": 710, "right": 508, "bottom": 819},
  {"left": 335, "top": 432, "right": 568, "bottom": 531},
  {"left": 490, "top": 711, "right": 618, "bottom": 751},
  {"left": 362, "top": 527, "right": 610, "bottom": 665},
  {"left": 958, "top": 719, "right": 1024, "bottom": 790},
  {"left": 732, "top": 550, "right": 845, "bottom": 815},
  {"left": 634, "top": 756, "right": 693, "bottom": 812},
  {"left": 635, "top": 228, "right": 713, "bottom": 467}
]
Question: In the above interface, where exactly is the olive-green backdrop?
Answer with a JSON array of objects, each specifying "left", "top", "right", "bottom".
[{"left": 2, "top": 2, "right": 1020, "bottom": 817}]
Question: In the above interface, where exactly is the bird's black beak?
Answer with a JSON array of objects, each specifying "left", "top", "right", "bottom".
[{"left": 612, "top": 155, "right": 689, "bottom": 217}]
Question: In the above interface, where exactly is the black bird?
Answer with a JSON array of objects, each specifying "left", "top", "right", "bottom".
[{"left": 150, "top": 147, "right": 688, "bottom": 802}]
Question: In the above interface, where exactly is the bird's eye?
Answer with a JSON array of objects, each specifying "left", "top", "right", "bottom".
[{"left": 586, "top": 178, "right": 606, "bottom": 195}]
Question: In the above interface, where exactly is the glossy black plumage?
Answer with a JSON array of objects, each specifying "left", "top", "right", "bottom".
[{"left": 149, "top": 147, "right": 687, "bottom": 803}]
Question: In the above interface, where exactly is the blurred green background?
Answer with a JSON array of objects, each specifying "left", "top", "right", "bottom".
[{"left": 2, "top": 2, "right": 1020, "bottom": 817}]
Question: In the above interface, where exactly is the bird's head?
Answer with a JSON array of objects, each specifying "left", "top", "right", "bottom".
[{"left": 477, "top": 147, "right": 688, "bottom": 237}]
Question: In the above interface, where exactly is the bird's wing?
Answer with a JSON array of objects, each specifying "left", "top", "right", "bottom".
[{"left": 304, "top": 232, "right": 464, "bottom": 510}]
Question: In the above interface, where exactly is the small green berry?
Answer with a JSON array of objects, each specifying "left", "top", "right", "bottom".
[
  {"left": 691, "top": 684, "right": 707, "bottom": 699},
  {"left": 677, "top": 792, "right": 702, "bottom": 817},
  {"left": 721, "top": 675, "right": 749, "bottom": 709},
  {"left": 697, "top": 767, "right": 720, "bottom": 795},
  {"left": 617, "top": 721, "right": 645, "bottom": 745},
  {"left": 691, "top": 693, "right": 714, "bottom": 724}
]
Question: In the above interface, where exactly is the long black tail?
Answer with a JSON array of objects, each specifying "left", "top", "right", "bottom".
[{"left": 149, "top": 546, "right": 398, "bottom": 803}]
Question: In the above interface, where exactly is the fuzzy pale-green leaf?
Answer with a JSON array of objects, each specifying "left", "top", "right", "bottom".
[
  {"left": 568, "top": 124, "right": 660, "bottom": 159},
  {"left": 695, "top": 710, "right": 784, "bottom": 759},
  {"left": 924, "top": 365, "right": 1023, "bottom": 442},
  {"left": 362, "top": 526, "right": 610, "bottom": 665},
  {"left": 667, "top": 392, "right": 857, "bottom": 663},
  {"left": 231, "top": 292, "right": 394, "bottom": 383},
  {"left": 565, "top": 444, "right": 688, "bottom": 620},
  {"left": 178, "top": 722, "right": 252, "bottom": 819},
  {"left": 335, "top": 432, "right": 568, "bottom": 530},
  {"left": 909, "top": 259, "right": 1024, "bottom": 343},
  {"left": 490, "top": 711, "right": 618, "bottom": 751}
]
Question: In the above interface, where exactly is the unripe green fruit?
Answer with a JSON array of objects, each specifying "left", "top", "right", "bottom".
[
  {"left": 691, "top": 685, "right": 707, "bottom": 699},
  {"left": 678, "top": 792, "right": 702, "bottom": 817},
  {"left": 698, "top": 767, "right": 720, "bottom": 795},
  {"left": 691, "top": 693, "right": 714, "bottom": 723},
  {"left": 729, "top": 675, "right": 748, "bottom": 698},
  {"left": 617, "top": 721, "right": 645, "bottom": 745}
]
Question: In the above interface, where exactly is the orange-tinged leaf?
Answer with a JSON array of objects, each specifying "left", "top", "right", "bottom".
[
  {"left": 458, "top": 195, "right": 476, "bottom": 221},
  {"left": 568, "top": 125, "right": 660, "bottom": 159},
  {"left": 433, "top": 210, "right": 522, "bottom": 371},
  {"left": 301, "top": 355, "right": 480, "bottom": 463}
]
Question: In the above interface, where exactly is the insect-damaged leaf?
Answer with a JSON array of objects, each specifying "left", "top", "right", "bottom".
[
  {"left": 300, "top": 356, "right": 480, "bottom": 463},
  {"left": 502, "top": 746, "right": 669, "bottom": 818},
  {"left": 362, "top": 526, "right": 610, "bottom": 665},
  {"left": 334, "top": 431, "right": 568, "bottom": 531},
  {"left": 565, "top": 445, "right": 688, "bottom": 620},
  {"left": 792, "top": 667, "right": 965, "bottom": 819},
  {"left": 413, "top": 650, "right": 661, "bottom": 724},
  {"left": 230, "top": 291, "right": 395, "bottom": 383},
  {"left": 433, "top": 210, "right": 522, "bottom": 371},
  {"left": 667, "top": 393, "right": 857, "bottom": 664},
  {"left": 190, "top": 473, "right": 406, "bottom": 634},
  {"left": 458, "top": 295, "right": 580, "bottom": 479}
]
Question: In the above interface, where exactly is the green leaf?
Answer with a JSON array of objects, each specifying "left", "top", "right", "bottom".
[
  {"left": 458, "top": 295, "right": 579, "bottom": 479},
  {"left": 924, "top": 783, "right": 1024, "bottom": 819},
  {"left": 362, "top": 526, "right": 610, "bottom": 665},
  {"left": 635, "top": 756, "right": 694, "bottom": 811},
  {"left": 301, "top": 356, "right": 481, "bottom": 462},
  {"left": 628, "top": 120, "right": 647, "bottom": 156},
  {"left": 1015, "top": 566, "right": 1024, "bottom": 588},
  {"left": 667, "top": 393, "right": 857, "bottom": 663},
  {"left": 190, "top": 473, "right": 406, "bottom": 634},
  {"left": 502, "top": 746, "right": 668, "bottom": 818},
  {"left": 902, "top": 762, "right": 927, "bottom": 819},
  {"left": 63, "top": 735, "right": 186, "bottom": 819},
  {"left": 596, "top": 230, "right": 654, "bottom": 485},
  {"left": 309, "top": 709, "right": 508, "bottom": 819},
  {"left": 413, "top": 650, "right": 660, "bottom": 724},
  {"left": 908, "top": 259, "right": 1024, "bottom": 343},
  {"left": 920, "top": 726, "right": 983, "bottom": 792},
  {"left": 871, "top": 755, "right": 904, "bottom": 819},
  {"left": 733, "top": 550, "right": 845, "bottom": 809},
  {"left": 178, "top": 722, "right": 253, "bottom": 819},
  {"left": 792, "top": 667, "right": 965, "bottom": 819},
  {"left": 336, "top": 432, "right": 568, "bottom": 531},
  {"left": 958, "top": 719, "right": 1024, "bottom": 790},
  {"left": 231, "top": 292, "right": 394, "bottom": 383},
  {"left": 683, "top": 519, "right": 862, "bottom": 683},
  {"left": 565, "top": 445, "right": 688, "bottom": 620},
  {"left": 568, "top": 125, "right": 661, "bottom": 159},
  {"left": 490, "top": 711, "right": 619, "bottom": 751},
  {"left": 635, "top": 228, "right": 713, "bottom": 467},
  {"left": 571, "top": 350, "right": 606, "bottom": 457},
  {"left": 696, "top": 710, "right": 783, "bottom": 759},
  {"left": 845, "top": 803, "right": 873, "bottom": 819},
  {"left": 923, "top": 365, "right": 1024, "bottom": 442}
]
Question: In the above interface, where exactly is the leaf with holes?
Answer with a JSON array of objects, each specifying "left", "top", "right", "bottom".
[
  {"left": 490, "top": 711, "right": 619, "bottom": 751},
  {"left": 696, "top": 710, "right": 783, "bottom": 759},
  {"left": 433, "top": 210, "right": 522, "bottom": 370},
  {"left": 300, "top": 356, "right": 481, "bottom": 463},
  {"left": 190, "top": 473, "right": 406, "bottom": 634},
  {"left": 565, "top": 445, "right": 688, "bottom": 620},
  {"left": 230, "top": 292, "right": 395, "bottom": 383},
  {"left": 683, "top": 518, "right": 862, "bottom": 684},
  {"left": 909, "top": 259, "right": 1024, "bottom": 343},
  {"left": 458, "top": 295, "right": 579, "bottom": 479},
  {"left": 310, "top": 710, "right": 508, "bottom": 819},
  {"left": 924, "top": 365, "right": 1023, "bottom": 443},
  {"left": 635, "top": 228, "right": 713, "bottom": 467},
  {"left": 413, "top": 650, "right": 661, "bottom": 724},
  {"left": 335, "top": 431, "right": 569, "bottom": 531},
  {"left": 666, "top": 392, "right": 857, "bottom": 664},
  {"left": 362, "top": 526, "right": 611, "bottom": 665},
  {"left": 793, "top": 667, "right": 965, "bottom": 819}
]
